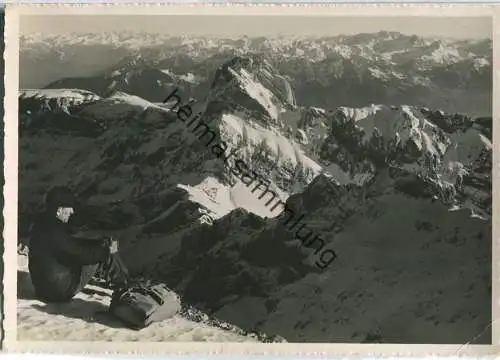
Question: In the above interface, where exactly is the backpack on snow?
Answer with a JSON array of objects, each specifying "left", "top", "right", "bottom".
[{"left": 109, "top": 283, "right": 181, "bottom": 330}]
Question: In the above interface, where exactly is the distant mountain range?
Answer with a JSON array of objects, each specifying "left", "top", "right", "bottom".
[
  {"left": 21, "top": 31, "right": 492, "bottom": 117},
  {"left": 18, "top": 31, "right": 492, "bottom": 343}
]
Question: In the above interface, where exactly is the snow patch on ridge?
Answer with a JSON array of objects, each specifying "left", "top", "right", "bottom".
[
  {"left": 160, "top": 69, "right": 201, "bottom": 84},
  {"left": 368, "top": 68, "right": 389, "bottom": 80},
  {"left": 177, "top": 176, "right": 289, "bottom": 219},
  {"left": 339, "top": 104, "right": 383, "bottom": 123},
  {"left": 80, "top": 91, "right": 169, "bottom": 120},
  {"left": 473, "top": 57, "right": 490, "bottom": 70},
  {"left": 108, "top": 92, "right": 159, "bottom": 109},
  {"left": 177, "top": 177, "right": 236, "bottom": 220}
]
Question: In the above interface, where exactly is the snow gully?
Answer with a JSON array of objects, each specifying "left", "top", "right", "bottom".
[{"left": 163, "top": 88, "right": 337, "bottom": 271}]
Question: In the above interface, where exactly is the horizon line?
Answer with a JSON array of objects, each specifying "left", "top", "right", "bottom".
[
  {"left": 19, "top": 30, "right": 492, "bottom": 42},
  {"left": 20, "top": 15, "right": 491, "bottom": 40}
]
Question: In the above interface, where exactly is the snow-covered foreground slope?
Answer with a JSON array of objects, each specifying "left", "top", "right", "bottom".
[{"left": 17, "top": 254, "right": 264, "bottom": 342}]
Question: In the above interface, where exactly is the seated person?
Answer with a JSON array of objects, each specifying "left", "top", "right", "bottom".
[{"left": 28, "top": 186, "right": 128, "bottom": 303}]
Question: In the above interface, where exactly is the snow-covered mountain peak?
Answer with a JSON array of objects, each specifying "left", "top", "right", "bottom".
[
  {"left": 19, "top": 88, "right": 101, "bottom": 118},
  {"left": 420, "top": 42, "right": 464, "bottom": 65},
  {"left": 209, "top": 55, "right": 297, "bottom": 128},
  {"left": 20, "top": 88, "right": 101, "bottom": 109},
  {"left": 20, "top": 88, "right": 100, "bottom": 101},
  {"left": 313, "top": 104, "right": 492, "bottom": 217}
]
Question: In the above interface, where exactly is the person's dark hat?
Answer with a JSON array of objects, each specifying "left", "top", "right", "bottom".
[{"left": 45, "top": 186, "right": 81, "bottom": 210}]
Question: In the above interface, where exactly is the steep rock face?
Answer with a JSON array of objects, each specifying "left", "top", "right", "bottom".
[
  {"left": 209, "top": 55, "right": 296, "bottom": 125},
  {"left": 214, "top": 112, "right": 322, "bottom": 198},
  {"left": 193, "top": 56, "right": 325, "bottom": 207}
]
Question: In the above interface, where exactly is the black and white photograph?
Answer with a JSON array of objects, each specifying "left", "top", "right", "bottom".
[{"left": 4, "top": 4, "right": 495, "bottom": 352}]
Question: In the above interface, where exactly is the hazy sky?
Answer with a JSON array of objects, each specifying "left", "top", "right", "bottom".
[{"left": 21, "top": 15, "right": 491, "bottom": 39}]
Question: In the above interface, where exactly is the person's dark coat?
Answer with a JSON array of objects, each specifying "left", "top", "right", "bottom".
[{"left": 28, "top": 212, "right": 110, "bottom": 303}]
